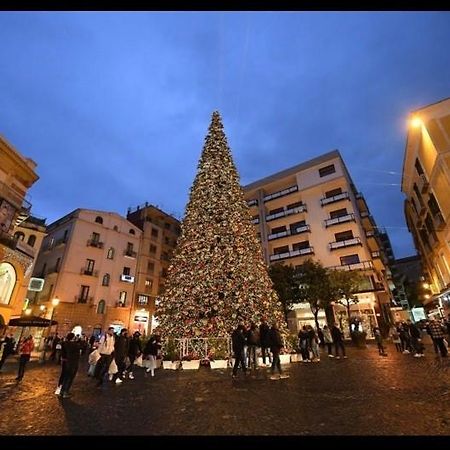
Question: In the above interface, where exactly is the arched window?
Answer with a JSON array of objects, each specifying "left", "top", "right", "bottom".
[
  {"left": 113, "top": 225, "right": 118, "bottom": 231},
  {"left": 97, "top": 300, "right": 106, "bottom": 315},
  {"left": 14, "top": 232, "right": 25, "bottom": 241},
  {"left": 95, "top": 216, "right": 103, "bottom": 224},
  {"left": 0, "top": 263, "right": 16, "bottom": 305},
  {"left": 27, "top": 234, "right": 36, "bottom": 247},
  {"left": 107, "top": 247, "right": 115, "bottom": 260},
  {"left": 102, "top": 273, "right": 110, "bottom": 286},
  {"left": 129, "top": 229, "right": 135, "bottom": 235}
]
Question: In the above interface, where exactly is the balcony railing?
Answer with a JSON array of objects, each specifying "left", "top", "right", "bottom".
[
  {"left": 365, "top": 230, "right": 377, "bottom": 238},
  {"left": 116, "top": 301, "right": 128, "bottom": 308},
  {"left": 75, "top": 295, "right": 93, "bottom": 304},
  {"left": 87, "top": 239, "right": 104, "bottom": 248},
  {"left": 124, "top": 250, "right": 137, "bottom": 258},
  {"left": 329, "top": 237, "right": 362, "bottom": 250},
  {"left": 418, "top": 174, "right": 429, "bottom": 194},
  {"left": 251, "top": 217, "right": 260, "bottom": 224},
  {"left": 80, "top": 268, "right": 99, "bottom": 277},
  {"left": 328, "top": 260, "right": 374, "bottom": 271},
  {"left": 324, "top": 213, "right": 355, "bottom": 227},
  {"left": 266, "top": 204, "right": 307, "bottom": 222},
  {"left": 263, "top": 185, "right": 298, "bottom": 203},
  {"left": 268, "top": 224, "right": 310, "bottom": 241},
  {"left": 320, "top": 192, "right": 350, "bottom": 206},
  {"left": 269, "top": 246, "right": 314, "bottom": 262},
  {"left": 247, "top": 199, "right": 258, "bottom": 207},
  {"left": 371, "top": 251, "right": 381, "bottom": 259}
]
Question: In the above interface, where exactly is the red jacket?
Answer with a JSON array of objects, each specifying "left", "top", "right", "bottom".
[{"left": 20, "top": 339, "right": 34, "bottom": 355}]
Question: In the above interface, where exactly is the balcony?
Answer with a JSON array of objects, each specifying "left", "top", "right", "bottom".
[
  {"left": 247, "top": 199, "right": 258, "bottom": 207},
  {"left": 320, "top": 192, "right": 350, "bottom": 206},
  {"left": 116, "top": 301, "right": 128, "bottom": 308},
  {"left": 371, "top": 251, "right": 381, "bottom": 259},
  {"left": 124, "top": 249, "right": 137, "bottom": 258},
  {"left": 418, "top": 174, "right": 429, "bottom": 194},
  {"left": 87, "top": 239, "right": 104, "bottom": 249},
  {"left": 329, "top": 237, "right": 362, "bottom": 251},
  {"left": 120, "top": 274, "right": 135, "bottom": 283},
  {"left": 263, "top": 185, "right": 298, "bottom": 203},
  {"left": 266, "top": 204, "right": 307, "bottom": 222},
  {"left": 328, "top": 260, "right": 374, "bottom": 271},
  {"left": 251, "top": 217, "right": 260, "bottom": 225},
  {"left": 75, "top": 295, "right": 93, "bottom": 304},
  {"left": 269, "top": 246, "right": 314, "bottom": 262},
  {"left": 434, "top": 212, "right": 446, "bottom": 231},
  {"left": 80, "top": 268, "right": 99, "bottom": 277},
  {"left": 268, "top": 224, "right": 310, "bottom": 241},
  {"left": 324, "top": 213, "right": 355, "bottom": 227}
]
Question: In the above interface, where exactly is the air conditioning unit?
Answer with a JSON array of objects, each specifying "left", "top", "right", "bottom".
[{"left": 121, "top": 274, "right": 135, "bottom": 283}]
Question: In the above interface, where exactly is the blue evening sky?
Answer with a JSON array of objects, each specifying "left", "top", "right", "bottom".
[{"left": 0, "top": 12, "right": 449, "bottom": 258}]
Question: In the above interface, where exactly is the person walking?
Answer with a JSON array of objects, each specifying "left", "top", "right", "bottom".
[
  {"left": 269, "top": 322, "right": 289, "bottom": 380},
  {"left": 143, "top": 334, "right": 161, "bottom": 377},
  {"left": 399, "top": 322, "right": 411, "bottom": 354},
  {"left": 322, "top": 325, "right": 334, "bottom": 357},
  {"left": 246, "top": 322, "right": 259, "bottom": 370},
  {"left": 16, "top": 335, "right": 34, "bottom": 381},
  {"left": 0, "top": 333, "right": 16, "bottom": 371},
  {"left": 426, "top": 317, "right": 448, "bottom": 357},
  {"left": 259, "top": 317, "right": 272, "bottom": 367},
  {"left": 308, "top": 325, "right": 320, "bottom": 362},
  {"left": 94, "top": 327, "right": 116, "bottom": 386},
  {"left": 331, "top": 323, "right": 347, "bottom": 359},
  {"left": 231, "top": 324, "right": 247, "bottom": 378},
  {"left": 112, "top": 328, "right": 129, "bottom": 384},
  {"left": 373, "top": 327, "right": 387, "bottom": 356},
  {"left": 58, "top": 332, "right": 82, "bottom": 398},
  {"left": 126, "top": 331, "right": 142, "bottom": 379}
]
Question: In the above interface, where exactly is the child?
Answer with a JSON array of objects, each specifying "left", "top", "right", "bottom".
[
  {"left": 390, "top": 327, "right": 402, "bottom": 352},
  {"left": 87, "top": 347, "right": 100, "bottom": 377}
]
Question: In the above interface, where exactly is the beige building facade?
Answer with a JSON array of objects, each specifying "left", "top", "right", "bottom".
[
  {"left": 31, "top": 209, "right": 142, "bottom": 338},
  {"left": 402, "top": 97, "right": 450, "bottom": 318},
  {"left": 243, "top": 150, "right": 393, "bottom": 336},
  {"left": 0, "top": 134, "right": 40, "bottom": 329},
  {"left": 127, "top": 203, "right": 180, "bottom": 335}
]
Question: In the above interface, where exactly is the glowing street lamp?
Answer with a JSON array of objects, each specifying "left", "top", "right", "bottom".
[
  {"left": 410, "top": 117, "right": 423, "bottom": 129},
  {"left": 24, "top": 308, "right": 32, "bottom": 316}
]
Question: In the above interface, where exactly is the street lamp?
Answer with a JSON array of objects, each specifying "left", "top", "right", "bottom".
[{"left": 24, "top": 308, "right": 32, "bottom": 316}]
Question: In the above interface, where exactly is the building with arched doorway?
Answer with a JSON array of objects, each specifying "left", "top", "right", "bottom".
[{"left": 0, "top": 134, "right": 40, "bottom": 331}]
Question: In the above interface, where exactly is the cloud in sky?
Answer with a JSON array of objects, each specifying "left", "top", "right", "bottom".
[{"left": 0, "top": 12, "right": 449, "bottom": 258}]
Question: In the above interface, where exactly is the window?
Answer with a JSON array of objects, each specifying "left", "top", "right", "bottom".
[
  {"left": 79, "top": 285, "right": 90, "bottom": 303},
  {"left": 14, "top": 232, "right": 25, "bottom": 241},
  {"left": 286, "top": 201, "right": 303, "bottom": 210},
  {"left": 137, "top": 294, "right": 149, "bottom": 305},
  {"left": 113, "top": 225, "right": 119, "bottom": 231},
  {"left": 271, "top": 226, "right": 286, "bottom": 234},
  {"left": 127, "top": 242, "right": 134, "bottom": 253},
  {"left": 148, "top": 262, "right": 155, "bottom": 273},
  {"left": 161, "top": 268, "right": 168, "bottom": 278},
  {"left": 27, "top": 234, "right": 36, "bottom": 247},
  {"left": 164, "top": 223, "right": 171, "bottom": 230},
  {"left": 414, "top": 158, "right": 424, "bottom": 176},
  {"left": 92, "top": 232, "right": 100, "bottom": 243},
  {"left": 150, "top": 244, "right": 157, "bottom": 254},
  {"left": 63, "top": 230, "right": 69, "bottom": 242},
  {"left": 119, "top": 291, "right": 127, "bottom": 304},
  {"left": 334, "top": 230, "right": 354, "bottom": 242},
  {"left": 145, "top": 279, "right": 153, "bottom": 288},
  {"left": 129, "top": 229, "right": 135, "bottom": 235},
  {"left": 107, "top": 247, "right": 115, "bottom": 259},
  {"left": 292, "top": 240, "right": 309, "bottom": 251},
  {"left": 325, "top": 187, "right": 342, "bottom": 198},
  {"left": 319, "top": 164, "right": 336, "bottom": 177},
  {"left": 428, "top": 193, "right": 442, "bottom": 217},
  {"left": 86, "top": 259, "right": 95, "bottom": 274},
  {"left": 123, "top": 267, "right": 131, "bottom": 276},
  {"left": 95, "top": 216, "right": 103, "bottom": 224},
  {"left": 151, "top": 228, "right": 159, "bottom": 238},
  {"left": 330, "top": 208, "right": 348, "bottom": 219},
  {"left": 274, "top": 245, "right": 289, "bottom": 255},
  {"left": 102, "top": 274, "right": 110, "bottom": 286},
  {"left": 413, "top": 183, "right": 424, "bottom": 206},
  {"left": 97, "top": 300, "right": 106, "bottom": 314},
  {"left": 290, "top": 220, "right": 306, "bottom": 233},
  {"left": 164, "top": 237, "right": 170, "bottom": 245},
  {"left": 269, "top": 207, "right": 284, "bottom": 215},
  {"left": 340, "top": 254, "right": 360, "bottom": 266},
  {"left": 0, "top": 263, "right": 16, "bottom": 305}
]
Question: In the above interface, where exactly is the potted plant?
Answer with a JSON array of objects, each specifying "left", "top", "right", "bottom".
[
  {"left": 181, "top": 351, "right": 201, "bottom": 370},
  {"left": 208, "top": 343, "right": 229, "bottom": 369},
  {"left": 162, "top": 338, "right": 179, "bottom": 370}
]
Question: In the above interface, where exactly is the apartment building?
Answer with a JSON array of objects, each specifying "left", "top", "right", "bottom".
[
  {"left": 31, "top": 209, "right": 141, "bottom": 338},
  {"left": 243, "top": 150, "right": 393, "bottom": 335},
  {"left": 127, "top": 203, "right": 181, "bottom": 335},
  {"left": 0, "top": 134, "right": 39, "bottom": 327},
  {"left": 402, "top": 97, "right": 450, "bottom": 317}
]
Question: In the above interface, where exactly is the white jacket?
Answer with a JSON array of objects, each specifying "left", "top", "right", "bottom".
[{"left": 97, "top": 334, "right": 115, "bottom": 355}]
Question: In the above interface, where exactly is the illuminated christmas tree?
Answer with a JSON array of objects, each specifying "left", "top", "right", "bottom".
[{"left": 156, "top": 111, "right": 287, "bottom": 339}]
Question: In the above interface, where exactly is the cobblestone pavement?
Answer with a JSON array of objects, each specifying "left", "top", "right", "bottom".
[{"left": 1, "top": 343, "right": 450, "bottom": 435}]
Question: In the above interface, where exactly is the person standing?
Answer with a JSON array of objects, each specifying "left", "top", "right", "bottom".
[
  {"left": 143, "top": 334, "right": 161, "bottom": 377},
  {"left": 246, "top": 322, "right": 259, "bottom": 370},
  {"left": 390, "top": 325, "right": 402, "bottom": 352},
  {"left": 399, "top": 322, "right": 411, "bottom": 354},
  {"left": 308, "top": 325, "right": 320, "bottom": 362},
  {"left": 298, "top": 326, "right": 310, "bottom": 363},
  {"left": 50, "top": 333, "right": 61, "bottom": 362},
  {"left": 259, "top": 317, "right": 272, "bottom": 367},
  {"left": 94, "top": 327, "right": 116, "bottom": 386},
  {"left": 407, "top": 320, "right": 424, "bottom": 358},
  {"left": 426, "top": 317, "right": 448, "bottom": 357},
  {"left": 58, "top": 332, "right": 81, "bottom": 398},
  {"left": 112, "top": 328, "right": 129, "bottom": 384},
  {"left": 322, "top": 325, "right": 334, "bottom": 358},
  {"left": 16, "top": 335, "right": 34, "bottom": 381},
  {"left": 0, "top": 333, "right": 16, "bottom": 371},
  {"left": 127, "top": 331, "right": 142, "bottom": 379},
  {"left": 231, "top": 324, "right": 247, "bottom": 378},
  {"left": 331, "top": 323, "right": 347, "bottom": 359},
  {"left": 373, "top": 327, "right": 386, "bottom": 356},
  {"left": 269, "top": 322, "right": 289, "bottom": 380}
]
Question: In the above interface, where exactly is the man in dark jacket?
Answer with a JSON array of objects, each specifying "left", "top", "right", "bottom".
[
  {"left": 331, "top": 323, "right": 347, "bottom": 359},
  {"left": 126, "top": 331, "right": 142, "bottom": 379},
  {"left": 231, "top": 324, "right": 247, "bottom": 378},
  {"left": 113, "top": 328, "right": 130, "bottom": 383},
  {"left": 259, "top": 317, "right": 272, "bottom": 366},
  {"left": 59, "top": 332, "right": 81, "bottom": 398},
  {"left": 269, "top": 322, "right": 289, "bottom": 380},
  {"left": 407, "top": 320, "right": 424, "bottom": 357},
  {"left": 246, "top": 323, "right": 260, "bottom": 370},
  {"left": 0, "top": 333, "right": 16, "bottom": 371}
]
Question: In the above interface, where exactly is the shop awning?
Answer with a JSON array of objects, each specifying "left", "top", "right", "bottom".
[{"left": 8, "top": 316, "right": 58, "bottom": 328}]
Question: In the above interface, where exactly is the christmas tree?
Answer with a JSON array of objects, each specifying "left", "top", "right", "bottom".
[{"left": 156, "top": 111, "right": 288, "bottom": 339}]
